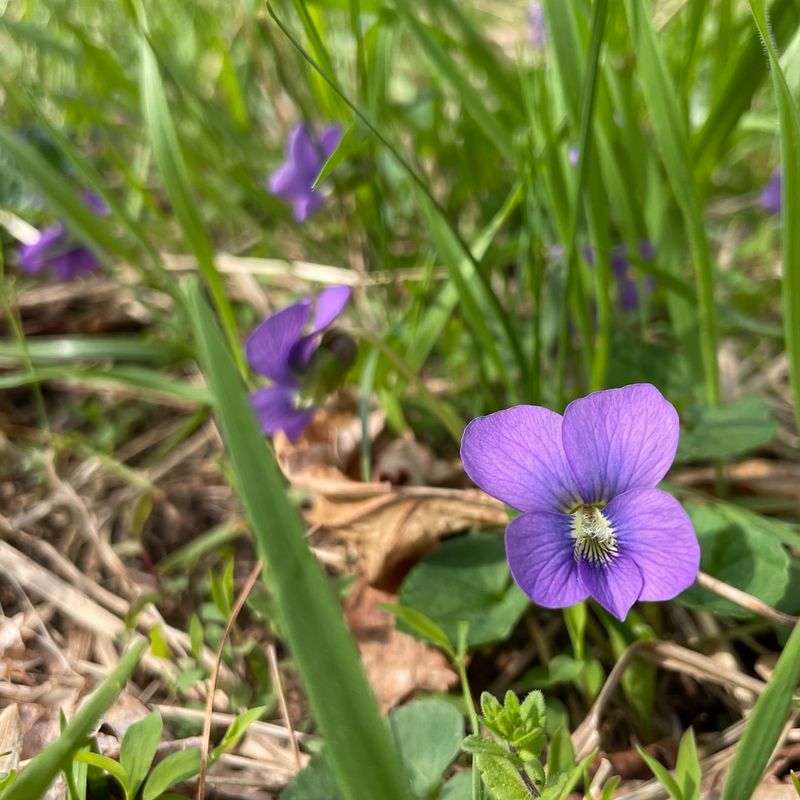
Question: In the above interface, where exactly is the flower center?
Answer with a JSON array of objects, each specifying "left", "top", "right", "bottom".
[{"left": 571, "top": 506, "right": 618, "bottom": 565}]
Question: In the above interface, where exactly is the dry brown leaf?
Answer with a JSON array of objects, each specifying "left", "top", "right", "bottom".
[
  {"left": 274, "top": 431, "right": 506, "bottom": 584},
  {"left": 345, "top": 584, "right": 457, "bottom": 712}
]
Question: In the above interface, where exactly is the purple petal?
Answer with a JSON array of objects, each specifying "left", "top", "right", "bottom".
[
  {"left": 578, "top": 553, "right": 643, "bottom": 621},
  {"left": 50, "top": 246, "right": 100, "bottom": 281},
  {"left": 638, "top": 239, "right": 655, "bottom": 261},
  {"left": 17, "top": 225, "right": 66, "bottom": 273},
  {"left": 293, "top": 193, "right": 323, "bottom": 222},
  {"left": 245, "top": 299, "right": 311, "bottom": 384},
  {"left": 605, "top": 488, "right": 699, "bottom": 601},
  {"left": 760, "top": 169, "right": 782, "bottom": 215},
  {"left": 250, "top": 386, "right": 315, "bottom": 441},
  {"left": 506, "top": 512, "right": 588, "bottom": 608},
  {"left": 528, "top": 1, "right": 547, "bottom": 48},
  {"left": 290, "top": 285, "right": 352, "bottom": 369},
  {"left": 617, "top": 274, "right": 641, "bottom": 311},
  {"left": 269, "top": 162, "right": 307, "bottom": 200},
  {"left": 562, "top": 384, "right": 679, "bottom": 504},
  {"left": 319, "top": 125, "right": 342, "bottom": 157},
  {"left": 610, "top": 245, "right": 629, "bottom": 275},
  {"left": 287, "top": 124, "right": 319, "bottom": 173},
  {"left": 461, "top": 406, "right": 581, "bottom": 513},
  {"left": 81, "top": 190, "right": 108, "bottom": 215}
]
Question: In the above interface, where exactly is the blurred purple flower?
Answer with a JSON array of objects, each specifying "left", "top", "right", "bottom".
[
  {"left": 612, "top": 240, "right": 656, "bottom": 311},
  {"left": 17, "top": 191, "right": 107, "bottom": 281},
  {"left": 461, "top": 384, "right": 699, "bottom": 620},
  {"left": 245, "top": 286, "right": 352, "bottom": 441},
  {"left": 760, "top": 169, "right": 781, "bottom": 215},
  {"left": 268, "top": 123, "right": 342, "bottom": 222},
  {"left": 528, "top": 2, "right": 547, "bottom": 48},
  {"left": 568, "top": 146, "right": 579, "bottom": 167},
  {"left": 584, "top": 240, "right": 656, "bottom": 311}
]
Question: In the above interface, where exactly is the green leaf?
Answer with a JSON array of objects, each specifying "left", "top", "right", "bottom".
[
  {"left": 71, "top": 752, "right": 127, "bottom": 789},
  {"left": 439, "top": 770, "right": 472, "bottom": 800},
  {"left": 282, "top": 753, "right": 341, "bottom": 800},
  {"left": 119, "top": 711, "right": 163, "bottom": 798},
  {"left": 722, "top": 622, "right": 800, "bottom": 800},
  {"left": 398, "top": 534, "right": 528, "bottom": 648},
  {"left": 0, "top": 639, "right": 147, "bottom": 800},
  {"left": 389, "top": 700, "right": 463, "bottom": 799},
  {"left": 545, "top": 728, "right": 574, "bottom": 778},
  {"left": 675, "top": 728, "right": 701, "bottom": 800},
  {"left": 600, "top": 776, "right": 622, "bottom": 800},
  {"left": 636, "top": 746, "right": 682, "bottom": 800},
  {"left": 676, "top": 396, "right": 777, "bottom": 462},
  {"left": 678, "top": 503, "right": 790, "bottom": 616},
  {"left": 474, "top": 751, "right": 531, "bottom": 800},
  {"left": 380, "top": 604, "right": 455, "bottom": 659},
  {"left": 212, "top": 707, "right": 267, "bottom": 759},
  {"left": 184, "top": 281, "right": 410, "bottom": 800},
  {"left": 141, "top": 749, "right": 201, "bottom": 800}
]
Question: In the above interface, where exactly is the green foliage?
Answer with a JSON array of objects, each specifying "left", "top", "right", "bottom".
[
  {"left": 722, "top": 622, "right": 800, "bottom": 800},
  {"left": 638, "top": 728, "right": 700, "bottom": 800},
  {"left": 678, "top": 503, "right": 790, "bottom": 616},
  {"left": 398, "top": 534, "right": 529, "bottom": 648},
  {"left": 463, "top": 690, "right": 591, "bottom": 800},
  {"left": 284, "top": 699, "right": 463, "bottom": 800},
  {"left": 676, "top": 396, "right": 778, "bottom": 462},
  {"left": 0, "top": 639, "right": 148, "bottom": 800}
]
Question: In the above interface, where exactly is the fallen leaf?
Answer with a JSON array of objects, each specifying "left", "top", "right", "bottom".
[
  {"left": 274, "top": 431, "right": 507, "bottom": 585},
  {"left": 0, "top": 705, "right": 21, "bottom": 774},
  {"left": 345, "top": 584, "right": 457, "bottom": 712}
]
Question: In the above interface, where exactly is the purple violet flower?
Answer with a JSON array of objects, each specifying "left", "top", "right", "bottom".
[
  {"left": 611, "top": 240, "right": 656, "bottom": 311},
  {"left": 268, "top": 123, "right": 342, "bottom": 222},
  {"left": 245, "top": 286, "right": 353, "bottom": 441},
  {"left": 17, "top": 191, "right": 107, "bottom": 281},
  {"left": 528, "top": 2, "right": 547, "bottom": 48},
  {"left": 760, "top": 168, "right": 781, "bottom": 215},
  {"left": 460, "top": 384, "right": 700, "bottom": 620}
]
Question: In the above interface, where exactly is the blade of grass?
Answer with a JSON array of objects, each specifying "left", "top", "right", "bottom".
[
  {"left": 746, "top": 0, "right": 800, "bottom": 435},
  {"left": 0, "top": 638, "right": 148, "bottom": 800},
  {"left": 184, "top": 280, "right": 411, "bottom": 800},
  {"left": 138, "top": 36, "right": 244, "bottom": 374},
  {"left": 623, "top": 0, "right": 719, "bottom": 406},
  {"left": 721, "top": 621, "right": 800, "bottom": 800}
]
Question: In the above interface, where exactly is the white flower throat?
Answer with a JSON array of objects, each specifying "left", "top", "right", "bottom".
[{"left": 571, "top": 506, "right": 618, "bottom": 565}]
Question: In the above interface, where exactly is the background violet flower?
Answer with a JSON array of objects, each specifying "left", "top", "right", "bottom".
[
  {"left": 245, "top": 286, "right": 352, "bottom": 441},
  {"left": 268, "top": 123, "right": 342, "bottom": 221},
  {"left": 528, "top": 2, "right": 547, "bottom": 48},
  {"left": 760, "top": 168, "right": 781, "bottom": 214},
  {"left": 461, "top": 384, "right": 700, "bottom": 620},
  {"left": 17, "top": 191, "right": 107, "bottom": 281}
]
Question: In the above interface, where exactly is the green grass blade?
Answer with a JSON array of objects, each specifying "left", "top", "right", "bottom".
[
  {"left": 138, "top": 37, "right": 244, "bottom": 374},
  {"left": 0, "top": 638, "right": 147, "bottom": 800},
  {"left": 721, "top": 622, "right": 800, "bottom": 800},
  {"left": 623, "top": 0, "right": 719, "bottom": 406},
  {"left": 184, "top": 280, "right": 411, "bottom": 800},
  {"left": 746, "top": 0, "right": 800, "bottom": 434}
]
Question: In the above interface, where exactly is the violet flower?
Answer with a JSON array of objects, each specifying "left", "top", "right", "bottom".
[
  {"left": 611, "top": 240, "right": 656, "bottom": 311},
  {"left": 268, "top": 123, "right": 342, "bottom": 222},
  {"left": 528, "top": 2, "right": 547, "bottom": 48},
  {"left": 760, "top": 169, "right": 781, "bottom": 214},
  {"left": 245, "top": 286, "right": 353, "bottom": 441},
  {"left": 17, "top": 191, "right": 107, "bottom": 281},
  {"left": 461, "top": 384, "right": 700, "bottom": 620}
]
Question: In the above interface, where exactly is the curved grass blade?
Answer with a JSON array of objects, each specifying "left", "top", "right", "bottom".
[
  {"left": 0, "top": 638, "right": 148, "bottom": 800},
  {"left": 185, "top": 280, "right": 411, "bottom": 800},
  {"left": 746, "top": 0, "right": 800, "bottom": 435},
  {"left": 721, "top": 621, "right": 800, "bottom": 800}
]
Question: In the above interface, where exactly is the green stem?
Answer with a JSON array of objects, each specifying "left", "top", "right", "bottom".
[{"left": 456, "top": 657, "right": 482, "bottom": 800}]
